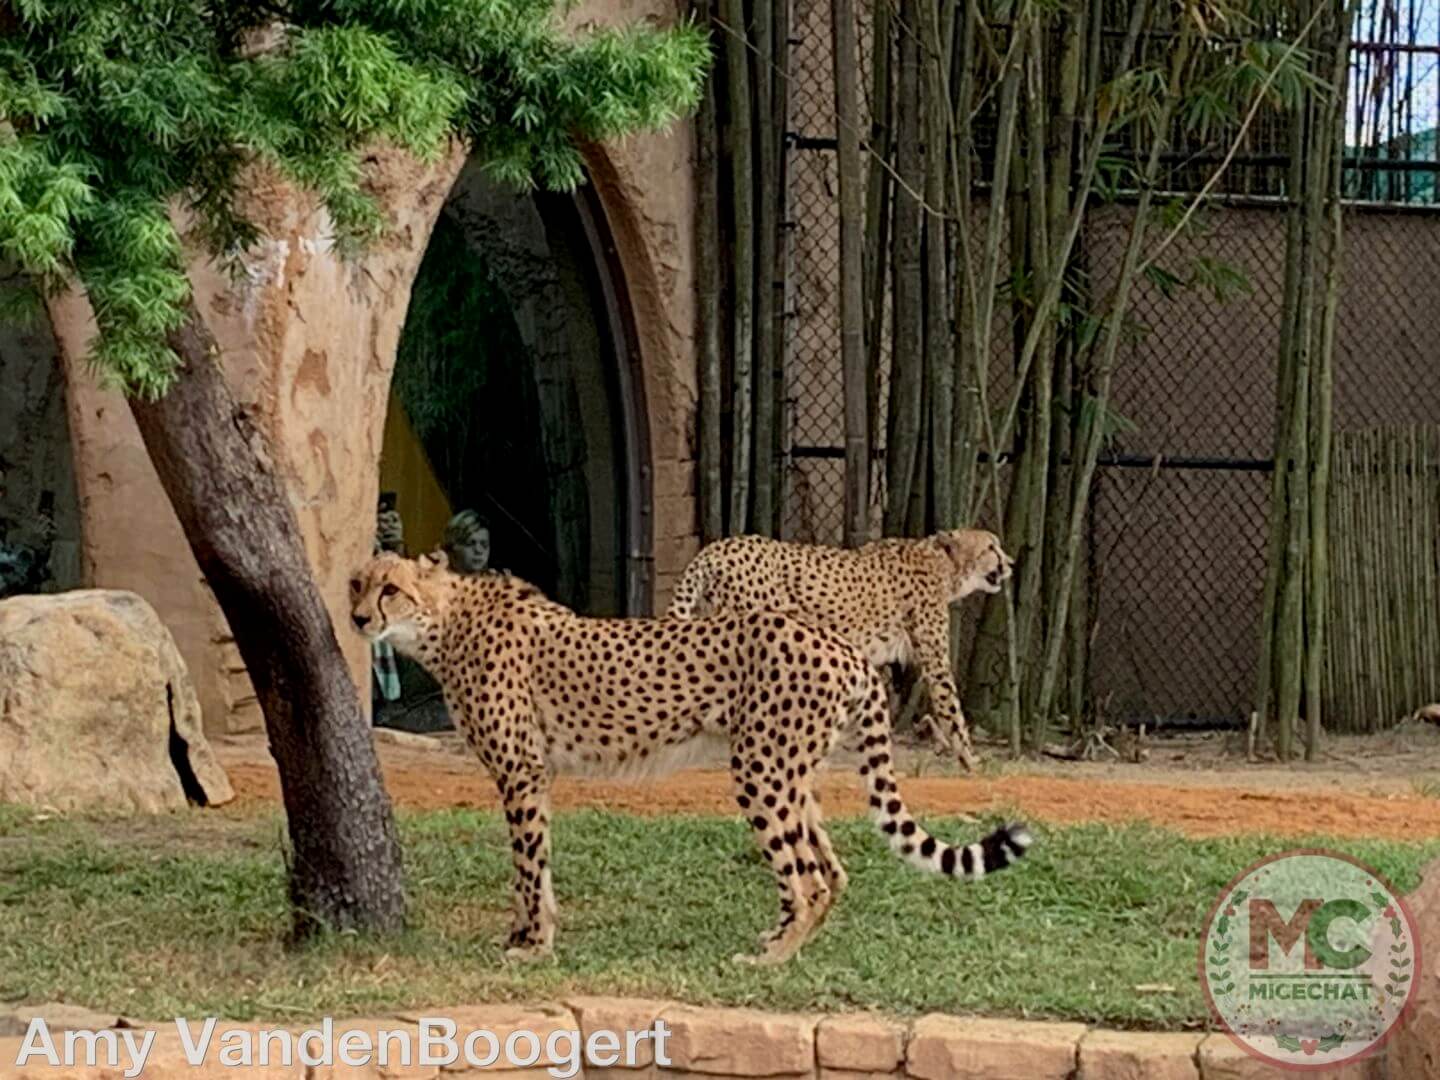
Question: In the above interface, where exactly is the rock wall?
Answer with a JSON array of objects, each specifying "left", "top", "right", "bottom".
[
  {"left": 0, "top": 996, "right": 1394, "bottom": 1078},
  {"left": 45, "top": 0, "right": 700, "bottom": 734}
]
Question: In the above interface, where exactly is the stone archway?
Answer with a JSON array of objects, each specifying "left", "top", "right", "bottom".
[
  {"left": 380, "top": 155, "right": 653, "bottom": 619},
  {"left": 47, "top": 120, "right": 698, "bottom": 733}
]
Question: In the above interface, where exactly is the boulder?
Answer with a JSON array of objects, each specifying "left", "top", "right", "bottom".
[{"left": 0, "top": 589, "right": 233, "bottom": 812}]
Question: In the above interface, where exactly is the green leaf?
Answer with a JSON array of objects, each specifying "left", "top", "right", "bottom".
[{"left": 1, "top": 0, "right": 708, "bottom": 395}]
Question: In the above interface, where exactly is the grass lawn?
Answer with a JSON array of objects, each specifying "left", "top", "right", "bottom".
[{"left": 0, "top": 804, "right": 1435, "bottom": 1029}]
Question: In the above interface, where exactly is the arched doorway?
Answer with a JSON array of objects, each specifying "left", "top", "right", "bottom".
[
  {"left": 0, "top": 311, "right": 82, "bottom": 600},
  {"left": 373, "top": 157, "right": 650, "bottom": 729}
]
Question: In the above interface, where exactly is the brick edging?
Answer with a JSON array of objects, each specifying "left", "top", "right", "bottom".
[{"left": 0, "top": 996, "right": 1384, "bottom": 1078}]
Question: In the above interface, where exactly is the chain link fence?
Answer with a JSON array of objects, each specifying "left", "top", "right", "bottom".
[{"left": 779, "top": 1, "right": 1440, "bottom": 729}]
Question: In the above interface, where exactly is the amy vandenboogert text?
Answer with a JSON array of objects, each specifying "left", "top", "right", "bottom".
[{"left": 13, "top": 1014, "right": 673, "bottom": 1078}]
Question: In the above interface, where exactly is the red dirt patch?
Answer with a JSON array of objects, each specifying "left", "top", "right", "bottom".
[{"left": 212, "top": 732, "right": 1440, "bottom": 841}]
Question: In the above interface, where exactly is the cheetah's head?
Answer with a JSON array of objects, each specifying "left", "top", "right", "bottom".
[
  {"left": 935, "top": 528, "right": 1014, "bottom": 600},
  {"left": 349, "top": 550, "right": 451, "bottom": 653}
]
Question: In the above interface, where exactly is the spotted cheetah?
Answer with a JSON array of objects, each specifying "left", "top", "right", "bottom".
[
  {"left": 350, "top": 552, "right": 1033, "bottom": 966},
  {"left": 665, "top": 529, "right": 1013, "bottom": 771}
]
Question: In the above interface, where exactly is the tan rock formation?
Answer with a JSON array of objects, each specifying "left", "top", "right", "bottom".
[{"left": 0, "top": 589, "right": 233, "bottom": 812}]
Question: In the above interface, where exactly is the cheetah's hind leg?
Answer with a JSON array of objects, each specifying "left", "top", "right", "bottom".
[
  {"left": 729, "top": 754, "right": 831, "bottom": 966},
  {"left": 801, "top": 791, "right": 846, "bottom": 933}
]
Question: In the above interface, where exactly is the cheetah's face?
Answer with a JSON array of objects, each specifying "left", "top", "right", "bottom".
[
  {"left": 349, "top": 551, "right": 447, "bottom": 650},
  {"left": 937, "top": 529, "right": 1014, "bottom": 599}
]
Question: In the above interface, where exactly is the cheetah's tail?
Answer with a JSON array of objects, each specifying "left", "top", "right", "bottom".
[
  {"left": 856, "top": 702, "right": 1033, "bottom": 880},
  {"left": 664, "top": 548, "right": 711, "bottom": 619}
]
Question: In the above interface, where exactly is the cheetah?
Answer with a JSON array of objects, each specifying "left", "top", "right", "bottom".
[
  {"left": 665, "top": 529, "right": 1014, "bottom": 771},
  {"left": 350, "top": 551, "right": 1033, "bottom": 966}
]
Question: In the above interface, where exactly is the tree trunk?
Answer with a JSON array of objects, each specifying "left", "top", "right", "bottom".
[
  {"left": 129, "top": 302, "right": 406, "bottom": 941},
  {"left": 833, "top": 0, "right": 869, "bottom": 547}
]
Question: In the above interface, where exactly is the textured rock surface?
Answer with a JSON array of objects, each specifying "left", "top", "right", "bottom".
[
  {"left": 1079, "top": 1030, "right": 1200, "bottom": 1080},
  {"left": 1382, "top": 855, "right": 1440, "bottom": 1079},
  {"left": 660, "top": 1005, "right": 816, "bottom": 1076},
  {"left": 816, "top": 1014, "right": 906, "bottom": 1074},
  {"left": 906, "top": 1015, "right": 1084, "bottom": 1080},
  {"left": 0, "top": 589, "right": 233, "bottom": 812},
  {"left": 1197, "top": 1034, "right": 1380, "bottom": 1078}
]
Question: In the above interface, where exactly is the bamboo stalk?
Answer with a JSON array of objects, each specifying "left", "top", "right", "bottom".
[
  {"left": 921, "top": 0, "right": 953, "bottom": 529},
  {"left": 987, "top": 0, "right": 1151, "bottom": 462},
  {"left": 1049, "top": 0, "right": 1087, "bottom": 734},
  {"left": 835, "top": 0, "right": 868, "bottom": 547},
  {"left": 945, "top": 0, "right": 979, "bottom": 681},
  {"left": 1306, "top": 0, "right": 1359, "bottom": 755},
  {"left": 1254, "top": 0, "right": 1312, "bottom": 756},
  {"left": 771, "top": 0, "right": 793, "bottom": 538},
  {"left": 863, "top": 0, "right": 892, "bottom": 474},
  {"left": 1032, "top": 11, "right": 1195, "bottom": 729},
  {"left": 694, "top": 0, "right": 724, "bottom": 543},
  {"left": 1015, "top": 11, "right": 1054, "bottom": 745},
  {"left": 1275, "top": 0, "right": 1333, "bottom": 761},
  {"left": 952, "top": 7, "right": 1027, "bottom": 748},
  {"left": 723, "top": 0, "right": 754, "bottom": 534},
  {"left": 752, "top": 0, "right": 777, "bottom": 537},
  {"left": 948, "top": 0, "right": 981, "bottom": 523},
  {"left": 885, "top": 0, "right": 924, "bottom": 535},
  {"left": 906, "top": 329, "right": 931, "bottom": 536}
]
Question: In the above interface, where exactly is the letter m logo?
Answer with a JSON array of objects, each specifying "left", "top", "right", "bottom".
[{"left": 1250, "top": 899, "right": 1323, "bottom": 970}]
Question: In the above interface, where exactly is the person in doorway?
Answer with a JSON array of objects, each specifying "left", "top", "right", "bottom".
[
  {"left": 0, "top": 464, "right": 57, "bottom": 600},
  {"left": 370, "top": 492, "right": 404, "bottom": 706},
  {"left": 442, "top": 509, "right": 494, "bottom": 575}
]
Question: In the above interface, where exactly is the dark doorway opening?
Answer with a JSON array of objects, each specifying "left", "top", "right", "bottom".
[
  {"left": 373, "top": 160, "right": 647, "bottom": 731},
  {"left": 0, "top": 311, "right": 82, "bottom": 600}
]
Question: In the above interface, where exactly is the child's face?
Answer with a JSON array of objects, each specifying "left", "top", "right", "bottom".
[{"left": 453, "top": 528, "right": 491, "bottom": 572}]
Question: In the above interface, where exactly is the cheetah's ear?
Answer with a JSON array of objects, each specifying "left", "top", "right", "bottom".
[
  {"left": 935, "top": 529, "right": 987, "bottom": 576},
  {"left": 418, "top": 550, "right": 449, "bottom": 574}
]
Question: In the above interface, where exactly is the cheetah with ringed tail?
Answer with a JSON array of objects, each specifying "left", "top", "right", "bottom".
[{"left": 350, "top": 551, "right": 1033, "bottom": 965}]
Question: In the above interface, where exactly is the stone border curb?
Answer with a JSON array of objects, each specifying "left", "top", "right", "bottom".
[{"left": 0, "top": 998, "right": 1390, "bottom": 1079}]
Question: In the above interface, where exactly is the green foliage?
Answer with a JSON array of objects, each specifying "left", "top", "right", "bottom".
[
  {"left": 0, "top": 0, "right": 708, "bottom": 396},
  {"left": 1094, "top": 1, "right": 1319, "bottom": 176}
]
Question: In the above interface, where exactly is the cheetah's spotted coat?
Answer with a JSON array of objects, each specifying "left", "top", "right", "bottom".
[{"left": 666, "top": 529, "right": 1014, "bottom": 769}]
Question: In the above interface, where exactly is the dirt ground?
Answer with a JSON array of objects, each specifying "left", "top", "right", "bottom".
[{"left": 209, "top": 722, "right": 1440, "bottom": 841}]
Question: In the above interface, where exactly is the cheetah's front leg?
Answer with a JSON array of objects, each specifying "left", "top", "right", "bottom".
[
  {"left": 906, "top": 612, "right": 980, "bottom": 771},
  {"left": 916, "top": 670, "right": 979, "bottom": 771}
]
